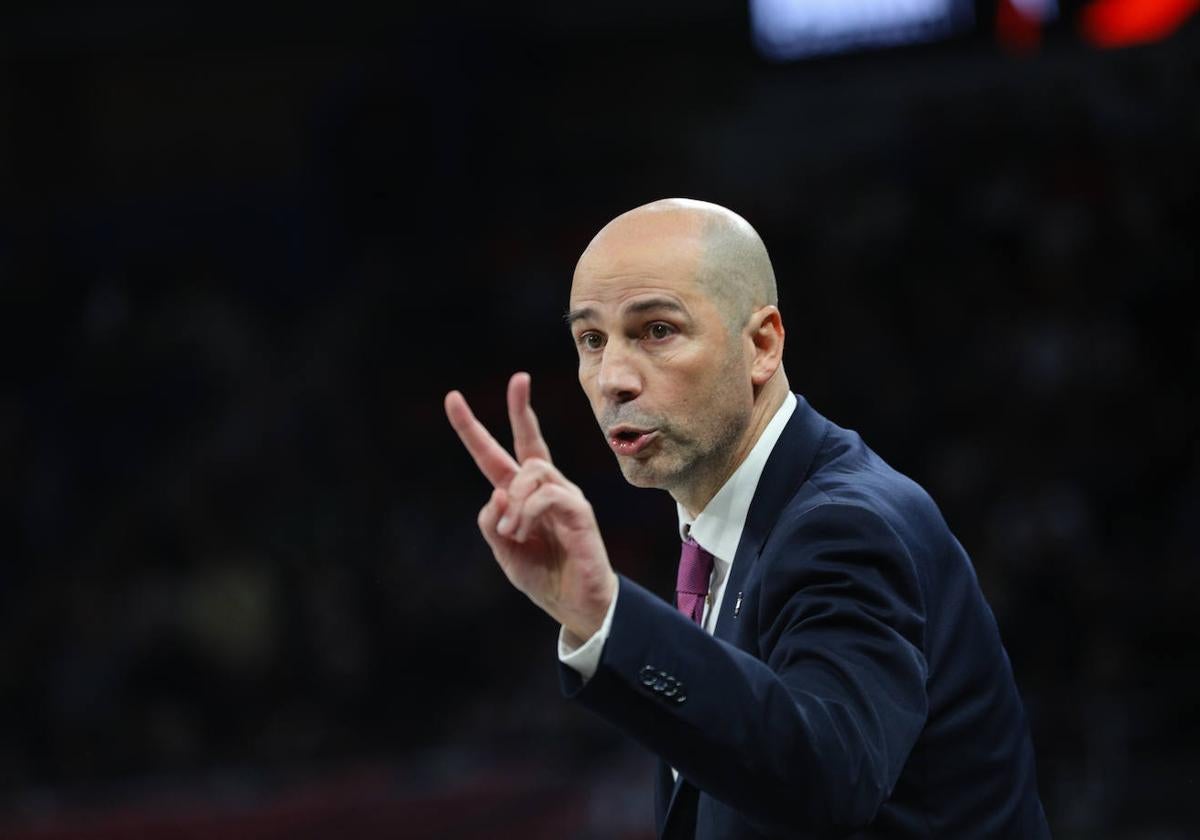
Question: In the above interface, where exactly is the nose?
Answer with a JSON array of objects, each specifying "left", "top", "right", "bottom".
[{"left": 597, "top": 342, "right": 642, "bottom": 404}]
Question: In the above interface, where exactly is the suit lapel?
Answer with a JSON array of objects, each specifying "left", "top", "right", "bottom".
[
  {"left": 659, "top": 397, "right": 829, "bottom": 836},
  {"left": 713, "top": 395, "right": 828, "bottom": 643}
]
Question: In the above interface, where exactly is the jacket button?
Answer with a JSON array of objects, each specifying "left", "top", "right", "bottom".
[
  {"left": 674, "top": 692, "right": 687, "bottom": 705},
  {"left": 639, "top": 666, "right": 656, "bottom": 687}
]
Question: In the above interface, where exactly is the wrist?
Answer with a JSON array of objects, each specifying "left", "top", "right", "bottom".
[{"left": 565, "top": 570, "right": 618, "bottom": 641}]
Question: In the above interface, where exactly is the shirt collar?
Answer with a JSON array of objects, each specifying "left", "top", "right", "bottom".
[{"left": 677, "top": 392, "right": 798, "bottom": 564}]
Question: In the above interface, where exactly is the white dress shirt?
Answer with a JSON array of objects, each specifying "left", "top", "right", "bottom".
[{"left": 559, "top": 392, "right": 798, "bottom": 677}]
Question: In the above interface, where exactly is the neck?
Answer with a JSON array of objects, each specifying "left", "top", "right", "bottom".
[{"left": 674, "top": 372, "right": 789, "bottom": 518}]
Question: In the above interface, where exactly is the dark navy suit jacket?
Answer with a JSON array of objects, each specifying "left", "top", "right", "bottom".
[{"left": 561, "top": 395, "right": 1050, "bottom": 838}]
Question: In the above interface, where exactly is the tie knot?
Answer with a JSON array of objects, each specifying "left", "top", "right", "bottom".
[{"left": 677, "top": 537, "right": 715, "bottom": 597}]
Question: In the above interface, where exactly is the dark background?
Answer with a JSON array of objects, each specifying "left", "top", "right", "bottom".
[{"left": 2, "top": 2, "right": 1198, "bottom": 837}]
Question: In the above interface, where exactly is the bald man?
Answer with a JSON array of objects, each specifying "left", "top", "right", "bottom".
[{"left": 446, "top": 199, "right": 1050, "bottom": 839}]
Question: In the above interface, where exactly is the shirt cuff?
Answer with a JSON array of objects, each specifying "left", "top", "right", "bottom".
[{"left": 557, "top": 582, "right": 620, "bottom": 682}]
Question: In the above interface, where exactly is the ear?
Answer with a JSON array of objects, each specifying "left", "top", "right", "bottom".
[{"left": 747, "top": 306, "right": 785, "bottom": 387}]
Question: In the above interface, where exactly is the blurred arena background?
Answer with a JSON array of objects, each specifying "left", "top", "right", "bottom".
[{"left": 2, "top": 1, "right": 1197, "bottom": 837}]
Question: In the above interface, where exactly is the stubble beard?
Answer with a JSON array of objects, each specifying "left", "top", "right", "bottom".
[
  {"left": 654, "top": 402, "right": 749, "bottom": 507},
  {"left": 614, "top": 357, "right": 752, "bottom": 508}
]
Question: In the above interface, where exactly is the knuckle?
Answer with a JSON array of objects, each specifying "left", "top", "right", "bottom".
[
  {"left": 513, "top": 461, "right": 553, "bottom": 492},
  {"left": 530, "top": 485, "right": 561, "bottom": 512}
]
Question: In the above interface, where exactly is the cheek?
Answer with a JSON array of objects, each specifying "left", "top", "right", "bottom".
[
  {"left": 657, "top": 361, "right": 711, "bottom": 413},
  {"left": 681, "top": 349, "right": 745, "bottom": 408},
  {"left": 577, "top": 366, "right": 603, "bottom": 408}
]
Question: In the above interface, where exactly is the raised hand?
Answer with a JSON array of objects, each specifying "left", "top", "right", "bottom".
[{"left": 445, "top": 372, "right": 617, "bottom": 641}]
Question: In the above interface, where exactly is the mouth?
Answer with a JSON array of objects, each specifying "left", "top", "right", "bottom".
[{"left": 607, "top": 425, "right": 660, "bottom": 457}]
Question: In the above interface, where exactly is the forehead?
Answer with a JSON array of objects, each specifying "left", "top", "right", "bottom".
[{"left": 570, "top": 214, "right": 706, "bottom": 310}]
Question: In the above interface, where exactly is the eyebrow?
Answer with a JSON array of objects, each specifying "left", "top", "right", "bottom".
[
  {"left": 564, "top": 297, "right": 688, "bottom": 327},
  {"left": 564, "top": 306, "right": 595, "bottom": 326}
]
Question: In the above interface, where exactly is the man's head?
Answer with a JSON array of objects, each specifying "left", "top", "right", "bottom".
[{"left": 567, "top": 198, "right": 789, "bottom": 515}]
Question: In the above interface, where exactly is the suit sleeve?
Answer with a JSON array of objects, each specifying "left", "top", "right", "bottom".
[{"left": 559, "top": 503, "right": 929, "bottom": 835}]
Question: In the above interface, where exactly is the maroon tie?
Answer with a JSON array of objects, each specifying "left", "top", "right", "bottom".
[{"left": 676, "top": 537, "right": 715, "bottom": 626}]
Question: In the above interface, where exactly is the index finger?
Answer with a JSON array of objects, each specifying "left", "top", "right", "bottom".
[
  {"left": 507, "top": 372, "right": 553, "bottom": 464},
  {"left": 445, "top": 390, "right": 520, "bottom": 488}
]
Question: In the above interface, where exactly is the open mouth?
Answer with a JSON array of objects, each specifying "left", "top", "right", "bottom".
[{"left": 608, "top": 427, "right": 659, "bottom": 457}]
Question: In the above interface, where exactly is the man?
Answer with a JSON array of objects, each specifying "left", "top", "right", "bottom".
[{"left": 444, "top": 199, "right": 1050, "bottom": 838}]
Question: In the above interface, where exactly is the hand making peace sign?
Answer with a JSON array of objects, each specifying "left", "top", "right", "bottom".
[{"left": 444, "top": 372, "right": 618, "bottom": 641}]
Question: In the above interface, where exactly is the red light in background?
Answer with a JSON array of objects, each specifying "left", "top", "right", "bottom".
[
  {"left": 1081, "top": 0, "right": 1200, "bottom": 47},
  {"left": 997, "top": 0, "right": 1045, "bottom": 50}
]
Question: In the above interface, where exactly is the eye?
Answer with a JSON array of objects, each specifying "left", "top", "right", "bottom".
[
  {"left": 578, "top": 331, "right": 604, "bottom": 351},
  {"left": 646, "top": 322, "right": 676, "bottom": 341}
]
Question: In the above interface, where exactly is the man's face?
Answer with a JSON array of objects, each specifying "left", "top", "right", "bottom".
[{"left": 567, "top": 215, "right": 755, "bottom": 499}]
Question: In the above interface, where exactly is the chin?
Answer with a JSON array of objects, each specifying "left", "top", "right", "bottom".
[
  {"left": 617, "top": 459, "right": 669, "bottom": 490},
  {"left": 619, "top": 452, "right": 690, "bottom": 493}
]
